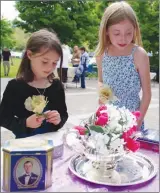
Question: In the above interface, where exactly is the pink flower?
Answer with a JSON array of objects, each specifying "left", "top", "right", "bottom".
[
  {"left": 132, "top": 111, "right": 141, "bottom": 120},
  {"left": 74, "top": 126, "right": 87, "bottom": 135},
  {"left": 125, "top": 138, "right": 140, "bottom": 152},
  {"left": 122, "top": 132, "right": 129, "bottom": 141},
  {"left": 101, "top": 112, "right": 108, "bottom": 117},
  {"left": 96, "top": 105, "right": 107, "bottom": 117},
  {"left": 95, "top": 114, "right": 108, "bottom": 126},
  {"left": 122, "top": 126, "right": 137, "bottom": 142},
  {"left": 127, "top": 128, "right": 133, "bottom": 137},
  {"left": 122, "top": 126, "right": 139, "bottom": 152},
  {"left": 131, "top": 125, "right": 137, "bottom": 132}
]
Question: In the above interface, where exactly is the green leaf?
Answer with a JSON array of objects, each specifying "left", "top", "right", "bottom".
[
  {"left": 85, "top": 129, "right": 90, "bottom": 135},
  {"left": 36, "top": 113, "right": 47, "bottom": 119},
  {"left": 89, "top": 125, "right": 104, "bottom": 133}
]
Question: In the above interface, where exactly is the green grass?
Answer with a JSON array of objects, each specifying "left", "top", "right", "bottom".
[
  {"left": 0, "top": 60, "right": 77, "bottom": 78},
  {"left": 0, "top": 58, "right": 21, "bottom": 78}
]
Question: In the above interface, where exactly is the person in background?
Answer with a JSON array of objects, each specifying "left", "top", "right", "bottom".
[
  {"left": 71, "top": 45, "right": 81, "bottom": 67},
  {"left": 57, "top": 45, "right": 70, "bottom": 89},
  {"left": 79, "top": 47, "right": 89, "bottom": 89},
  {"left": 2, "top": 47, "right": 13, "bottom": 76},
  {"left": 71, "top": 45, "right": 81, "bottom": 82}
]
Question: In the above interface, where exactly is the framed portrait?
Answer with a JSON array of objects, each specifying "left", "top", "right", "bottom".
[
  {"left": 14, "top": 156, "right": 42, "bottom": 187},
  {"left": 11, "top": 155, "right": 46, "bottom": 191},
  {"left": 3, "top": 139, "right": 53, "bottom": 192}
]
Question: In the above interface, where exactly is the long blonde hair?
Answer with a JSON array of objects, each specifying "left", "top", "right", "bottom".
[{"left": 95, "top": 1, "right": 142, "bottom": 57}]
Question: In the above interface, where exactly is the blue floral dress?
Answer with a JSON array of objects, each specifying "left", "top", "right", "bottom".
[{"left": 102, "top": 46, "right": 145, "bottom": 131}]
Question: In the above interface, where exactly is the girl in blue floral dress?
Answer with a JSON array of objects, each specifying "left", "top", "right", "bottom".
[{"left": 95, "top": 1, "right": 151, "bottom": 132}]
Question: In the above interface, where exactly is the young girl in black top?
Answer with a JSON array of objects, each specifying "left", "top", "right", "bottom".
[{"left": 0, "top": 29, "right": 68, "bottom": 138}]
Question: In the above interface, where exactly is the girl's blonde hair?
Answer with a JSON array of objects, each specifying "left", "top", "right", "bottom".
[{"left": 95, "top": 1, "right": 142, "bottom": 57}]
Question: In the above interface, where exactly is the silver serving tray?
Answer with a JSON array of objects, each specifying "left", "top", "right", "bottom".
[{"left": 69, "top": 153, "right": 157, "bottom": 186}]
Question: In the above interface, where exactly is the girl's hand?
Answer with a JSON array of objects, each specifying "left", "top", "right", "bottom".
[
  {"left": 98, "top": 81, "right": 103, "bottom": 89},
  {"left": 26, "top": 114, "right": 45, "bottom": 129},
  {"left": 137, "top": 118, "right": 143, "bottom": 130},
  {"left": 45, "top": 110, "right": 61, "bottom": 125},
  {"left": 98, "top": 98, "right": 103, "bottom": 105},
  {"left": 98, "top": 82, "right": 104, "bottom": 105}
]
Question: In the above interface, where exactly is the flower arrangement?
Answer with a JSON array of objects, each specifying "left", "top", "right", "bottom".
[
  {"left": 74, "top": 86, "right": 141, "bottom": 154},
  {"left": 24, "top": 95, "right": 48, "bottom": 117}
]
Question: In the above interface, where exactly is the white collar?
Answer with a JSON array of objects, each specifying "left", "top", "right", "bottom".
[{"left": 24, "top": 173, "right": 31, "bottom": 176}]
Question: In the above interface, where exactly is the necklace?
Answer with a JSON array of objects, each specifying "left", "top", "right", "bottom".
[
  {"left": 30, "top": 80, "right": 49, "bottom": 96},
  {"left": 36, "top": 87, "right": 46, "bottom": 96}
]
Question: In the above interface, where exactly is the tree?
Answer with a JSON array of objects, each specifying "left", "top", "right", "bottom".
[
  {"left": 14, "top": 0, "right": 100, "bottom": 49},
  {"left": 13, "top": 0, "right": 159, "bottom": 78},
  {"left": 12, "top": 27, "right": 31, "bottom": 51},
  {"left": 99, "top": 0, "right": 159, "bottom": 80},
  {"left": 128, "top": 0, "right": 159, "bottom": 81},
  {"left": 127, "top": 0, "right": 158, "bottom": 53},
  {"left": 0, "top": 18, "right": 15, "bottom": 48}
]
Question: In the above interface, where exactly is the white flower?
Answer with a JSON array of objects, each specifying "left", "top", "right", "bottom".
[
  {"left": 24, "top": 97, "right": 33, "bottom": 111},
  {"left": 24, "top": 95, "right": 48, "bottom": 115},
  {"left": 114, "top": 124, "right": 123, "bottom": 134},
  {"left": 86, "top": 138, "right": 96, "bottom": 149},
  {"left": 110, "top": 138, "right": 125, "bottom": 153},
  {"left": 32, "top": 103, "right": 46, "bottom": 114},
  {"left": 107, "top": 104, "right": 121, "bottom": 121},
  {"left": 103, "top": 134, "right": 110, "bottom": 144},
  {"left": 118, "top": 107, "right": 137, "bottom": 131},
  {"left": 107, "top": 120, "right": 119, "bottom": 131},
  {"left": 83, "top": 100, "right": 139, "bottom": 155},
  {"left": 88, "top": 133, "right": 109, "bottom": 152},
  {"left": 99, "top": 85, "right": 117, "bottom": 104}
]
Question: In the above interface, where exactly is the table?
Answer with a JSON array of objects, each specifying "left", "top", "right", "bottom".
[
  {"left": 1, "top": 148, "right": 159, "bottom": 192},
  {"left": 1, "top": 129, "right": 159, "bottom": 192},
  {"left": 54, "top": 67, "right": 76, "bottom": 79},
  {"left": 68, "top": 67, "right": 76, "bottom": 78},
  {"left": 52, "top": 149, "right": 159, "bottom": 192}
]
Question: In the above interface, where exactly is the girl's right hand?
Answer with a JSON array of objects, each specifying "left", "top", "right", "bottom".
[
  {"left": 98, "top": 98, "right": 103, "bottom": 105},
  {"left": 98, "top": 81, "right": 103, "bottom": 105},
  {"left": 26, "top": 114, "right": 45, "bottom": 129},
  {"left": 98, "top": 81, "right": 103, "bottom": 89}
]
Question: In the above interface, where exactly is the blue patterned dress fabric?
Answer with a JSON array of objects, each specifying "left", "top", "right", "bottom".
[{"left": 102, "top": 46, "right": 145, "bottom": 131}]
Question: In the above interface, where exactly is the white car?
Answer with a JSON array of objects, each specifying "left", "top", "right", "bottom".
[
  {"left": 88, "top": 57, "right": 96, "bottom": 65},
  {"left": 11, "top": 51, "right": 22, "bottom": 58}
]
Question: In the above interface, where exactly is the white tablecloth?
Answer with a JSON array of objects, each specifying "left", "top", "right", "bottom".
[{"left": 54, "top": 67, "right": 76, "bottom": 78}]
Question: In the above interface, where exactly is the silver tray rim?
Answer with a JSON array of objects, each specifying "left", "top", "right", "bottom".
[{"left": 69, "top": 152, "right": 158, "bottom": 187}]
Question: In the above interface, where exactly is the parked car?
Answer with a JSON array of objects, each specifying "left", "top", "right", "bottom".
[
  {"left": 88, "top": 52, "right": 96, "bottom": 65},
  {"left": 89, "top": 57, "right": 96, "bottom": 65},
  {"left": 11, "top": 51, "right": 22, "bottom": 58}
]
